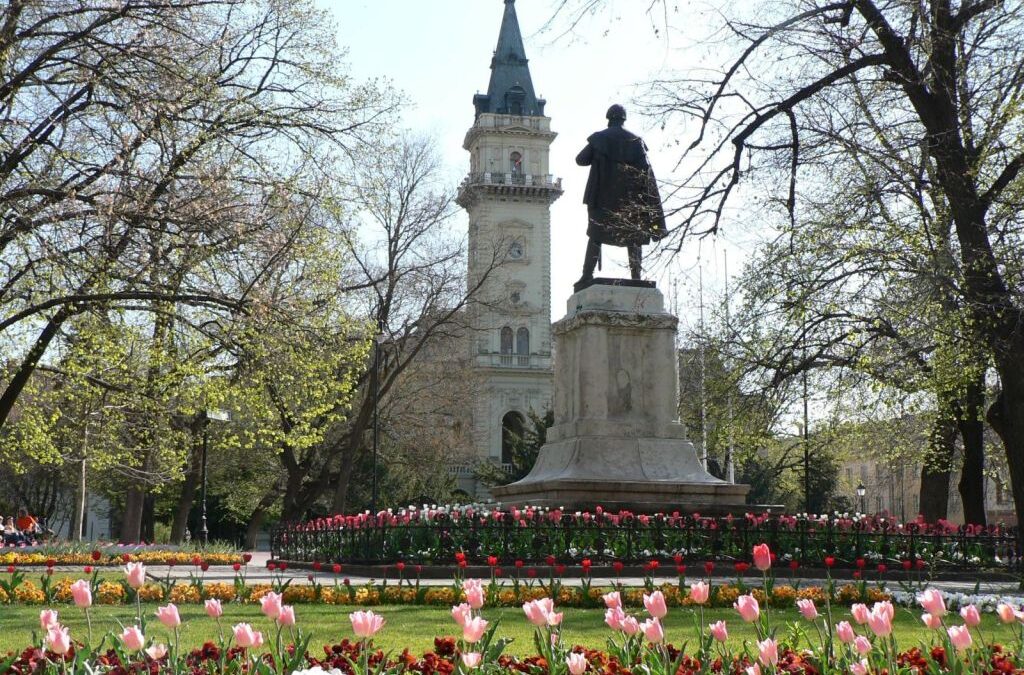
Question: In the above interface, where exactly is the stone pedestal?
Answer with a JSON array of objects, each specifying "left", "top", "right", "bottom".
[{"left": 491, "top": 281, "right": 749, "bottom": 513}]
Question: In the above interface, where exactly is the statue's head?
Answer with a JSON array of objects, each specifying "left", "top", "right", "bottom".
[{"left": 606, "top": 104, "right": 627, "bottom": 125}]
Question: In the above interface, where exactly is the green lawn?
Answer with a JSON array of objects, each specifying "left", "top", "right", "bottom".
[{"left": 0, "top": 604, "right": 1018, "bottom": 657}]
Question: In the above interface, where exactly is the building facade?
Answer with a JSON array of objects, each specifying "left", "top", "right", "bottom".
[{"left": 455, "top": 0, "right": 560, "bottom": 492}]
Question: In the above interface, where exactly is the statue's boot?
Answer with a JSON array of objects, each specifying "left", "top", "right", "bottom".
[
  {"left": 575, "top": 240, "right": 602, "bottom": 288},
  {"left": 628, "top": 245, "right": 642, "bottom": 280}
]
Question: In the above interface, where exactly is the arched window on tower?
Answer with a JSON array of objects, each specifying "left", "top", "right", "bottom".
[
  {"left": 500, "top": 326, "right": 513, "bottom": 364},
  {"left": 516, "top": 327, "right": 530, "bottom": 365},
  {"left": 501, "top": 411, "right": 525, "bottom": 466}
]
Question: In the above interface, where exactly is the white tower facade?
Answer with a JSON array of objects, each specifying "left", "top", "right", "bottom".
[{"left": 457, "top": 0, "right": 561, "bottom": 480}]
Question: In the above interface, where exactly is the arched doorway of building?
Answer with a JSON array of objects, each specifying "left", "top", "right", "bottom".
[{"left": 501, "top": 411, "right": 525, "bottom": 466}]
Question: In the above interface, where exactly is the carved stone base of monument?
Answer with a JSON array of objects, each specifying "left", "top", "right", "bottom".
[{"left": 491, "top": 281, "right": 750, "bottom": 513}]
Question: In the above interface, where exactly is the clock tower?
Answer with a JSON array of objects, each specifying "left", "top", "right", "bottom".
[{"left": 457, "top": 0, "right": 561, "bottom": 482}]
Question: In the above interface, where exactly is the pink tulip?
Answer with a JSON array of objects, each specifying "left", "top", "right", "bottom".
[
  {"left": 948, "top": 625, "right": 973, "bottom": 651},
  {"left": 452, "top": 602, "right": 473, "bottom": 627},
  {"left": 640, "top": 617, "right": 664, "bottom": 643},
  {"left": 461, "top": 652, "right": 482, "bottom": 669},
  {"left": 797, "top": 599, "right": 818, "bottom": 620},
  {"left": 602, "top": 591, "right": 621, "bottom": 609},
  {"left": 851, "top": 603, "right": 870, "bottom": 625},
  {"left": 523, "top": 599, "right": 555, "bottom": 627},
  {"left": 922, "top": 613, "right": 942, "bottom": 629},
  {"left": 745, "top": 665, "right": 761, "bottom": 675},
  {"left": 918, "top": 589, "right": 947, "bottom": 617},
  {"left": 145, "top": 643, "right": 166, "bottom": 659},
  {"left": 45, "top": 625, "right": 71, "bottom": 655},
  {"left": 205, "top": 599, "right": 223, "bottom": 619},
  {"left": 851, "top": 659, "right": 869, "bottom": 675},
  {"left": 70, "top": 579, "right": 92, "bottom": 608},
  {"left": 260, "top": 591, "right": 283, "bottom": 620},
  {"left": 689, "top": 581, "right": 709, "bottom": 605},
  {"left": 757, "top": 638, "right": 778, "bottom": 666},
  {"left": 709, "top": 620, "right": 728, "bottom": 642},
  {"left": 836, "top": 621, "right": 855, "bottom": 643},
  {"left": 868, "top": 604, "right": 893, "bottom": 637},
  {"left": 752, "top": 543, "right": 771, "bottom": 572},
  {"left": 120, "top": 625, "right": 145, "bottom": 651},
  {"left": 545, "top": 609, "right": 564, "bottom": 626},
  {"left": 145, "top": 643, "right": 168, "bottom": 660},
  {"left": 853, "top": 635, "right": 872, "bottom": 655},
  {"left": 567, "top": 652, "right": 588, "bottom": 675},
  {"left": 735, "top": 594, "right": 760, "bottom": 622},
  {"left": 124, "top": 562, "right": 146, "bottom": 590},
  {"left": 997, "top": 603, "right": 1017, "bottom": 623},
  {"left": 278, "top": 605, "right": 296, "bottom": 626},
  {"left": 621, "top": 615, "right": 640, "bottom": 636},
  {"left": 350, "top": 610, "right": 385, "bottom": 638},
  {"left": 605, "top": 607, "right": 625, "bottom": 631},
  {"left": 463, "top": 579, "right": 485, "bottom": 610},
  {"left": 960, "top": 604, "right": 981, "bottom": 627},
  {"left": 155, "top": 603, "right": 180, "bottom": 629},
  {"left": 643, "top": 590, "right": 668, "bottom": 619},
  {"left": 462, "top": 617, "right": 488, "bottom": 643},
  {"left": 232, "top": 623, "right": 263, "bottom": 648},
  {"left": 40, "top": 610, "right": 59, "bottom": 631}
]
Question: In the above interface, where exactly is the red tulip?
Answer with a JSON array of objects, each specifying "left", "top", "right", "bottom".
[{"left": 332, "top": 564, "right": 342, "bottom": 574}]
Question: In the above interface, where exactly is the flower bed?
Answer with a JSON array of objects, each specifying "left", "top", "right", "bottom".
[
  {"left": 0, "top": 544, "right": 245, "bottom": 567},
  {"left": 5, "top": 543, "right": 1024, "bottom": 674},
  {"left": 272, "top": 506, "right": 1021, "bottom": 571}
]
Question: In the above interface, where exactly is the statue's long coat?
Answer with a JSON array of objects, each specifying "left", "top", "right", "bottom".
[{"left": 576, "top": 125, "right": 667, "bottom": 247}]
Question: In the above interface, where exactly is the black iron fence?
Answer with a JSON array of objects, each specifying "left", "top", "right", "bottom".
[{"left": 270, "top": 512, "right": 1022, "bottom": 572}]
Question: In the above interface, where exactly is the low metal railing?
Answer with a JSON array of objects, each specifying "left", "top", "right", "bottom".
[{"left": 270, "top": 513, "right": 1022, "bottom": 571}]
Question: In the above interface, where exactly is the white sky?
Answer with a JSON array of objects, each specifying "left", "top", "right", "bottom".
[{"left": 322, "top": 0, "right": 762, "bottom": 332}]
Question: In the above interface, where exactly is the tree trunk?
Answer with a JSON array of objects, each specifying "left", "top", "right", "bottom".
[
  {"left": 988, "top": 354, "right": 1024, "bottom": 529},
  {"left": 119, "top": 486, "right": 144, "bottom": 543},
  {"left": 958, "top": 376, "right": 987, "bottom": 525},
  {"left": 919, "top": 411, "right": 957, "bottom": 522},
  {"left": 141, "top": 493, "right": 155, "bottom": 543},
  {"left": 244, "top": 490, "right": 280, "bottom": 550},
  {"left": 0, "top": 310, "right": 69, "bottom": 429},
  {"left": 170, "top": 427, "right": 203, "bottom": 543},
  {"left": 73, "top": 456, "right": 86, "bottom": 541},
  {"left": 331, "top": 445, "right": 358, "bottom": 514}
]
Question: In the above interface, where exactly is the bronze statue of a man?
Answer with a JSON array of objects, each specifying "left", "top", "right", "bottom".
[{"left": 576, "top": 104, "right": 666, "bottom": 285}]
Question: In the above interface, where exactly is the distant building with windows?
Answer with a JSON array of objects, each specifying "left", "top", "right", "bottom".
[
  {"left": 451, "top": 0, "right": 560, "bottom": 495},
  {"left": 839, "top": 455, "right": 1015, "bottom": 525}
]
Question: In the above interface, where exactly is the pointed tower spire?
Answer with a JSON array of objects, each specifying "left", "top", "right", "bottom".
[{"left": 473, "top": 0, "right": 546, "bottom": 118}]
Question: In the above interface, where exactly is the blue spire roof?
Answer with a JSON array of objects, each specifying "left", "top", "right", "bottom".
[{"left": 473, "top": 0, "right": 546, "bottom": 118}]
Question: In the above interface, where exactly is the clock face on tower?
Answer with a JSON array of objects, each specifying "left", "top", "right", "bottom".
[{"left": 508, "top": 241, "right": 524, "bottom": 260}]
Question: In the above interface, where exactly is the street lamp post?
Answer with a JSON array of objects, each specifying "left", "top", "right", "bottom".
[
  {"left": 370, "top": 320, "right": 383, "bottom": 515},
  {"left": 856, "top": 482, "right": 867, "bottom": 515},
  {"left": 200, "top": 409, "right": 230, "bottom": 545}
]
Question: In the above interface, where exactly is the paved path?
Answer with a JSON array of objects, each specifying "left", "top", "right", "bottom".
[
  {"left": 95, "top": 552, "right": 1016, "bottom": 597},
  {"left": 31, "top": 552, "right": 1023, "bottom": 597}
]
